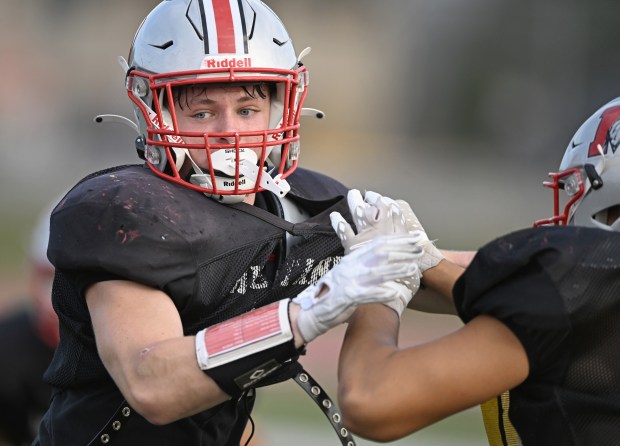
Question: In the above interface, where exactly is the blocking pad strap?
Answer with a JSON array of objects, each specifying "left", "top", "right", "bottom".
[
  {"left": 294, "top": 368, "right": 357, "bottom": 446},
  {"left": 87, "top": 371, "right": 357, "bottom": 446},
  {"left": 87, "top": 399, "right": 133, "bottom": 445}
]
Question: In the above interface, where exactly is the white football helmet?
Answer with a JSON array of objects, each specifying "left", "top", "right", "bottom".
[
  {"left": 124, "top": 0, "right": 312, "bottom": 203},
  {"left": 535, "top": 97, "right": 620, "bottom": 231}
]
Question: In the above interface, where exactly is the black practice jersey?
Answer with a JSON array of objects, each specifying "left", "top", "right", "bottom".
[
  {"left": 35, "top": 164, "right": 350, "bottom": 446},
  {"left": 454, "top": 226, "right": 620, "bottom": 446}
]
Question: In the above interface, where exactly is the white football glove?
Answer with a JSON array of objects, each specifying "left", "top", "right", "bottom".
[
  {"left": 330, "top": 189, "right": 407, "bottom": 254},
  {"left": 293, "top": 234, "right": 422, "bottom": 343},
  {"left": 393, "top": 197, "right": 444, "bottom": 272},
  {"left": 330, "top": 189, "right": 444, "bottom": 272}
]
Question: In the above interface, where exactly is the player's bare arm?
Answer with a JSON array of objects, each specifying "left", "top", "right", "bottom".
[
  {"left": 407, "top": 251, "right": 475, "bottom": 314},
  {"left": 86, "top": 280, "right": 230, "bottom": 424},
  {"left": 337, "top": 304, "right": 529, "bottom": 442},
  {"left": 420, "top": 257, "right": 467, "bottom": 300}
]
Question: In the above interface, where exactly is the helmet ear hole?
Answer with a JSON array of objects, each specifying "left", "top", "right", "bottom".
[
  {"left": 135, "top": 136, "right": 146, "bottom": 160},
  {"left": 608, "top": 205, "right": 620, "bottom": 226}
]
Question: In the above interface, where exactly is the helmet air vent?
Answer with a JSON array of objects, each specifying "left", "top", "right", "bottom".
[{"left": 149, "top": 40, "right": 174, "bottom": 50}]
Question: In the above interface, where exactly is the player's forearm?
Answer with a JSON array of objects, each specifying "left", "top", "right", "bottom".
[
  {"left": 119, "top": 302, "right": 306, "bottom": 425},
  {"left": 406, "top": 286, "right": 457, "bottom": 314},
  {"left": 338, "top": 305, "right": 449, "bottom": 441},
  {"left": 338, "top": 304, "right": 401, "bottom": 439},
  {"left": 113, "top": 336, "right": 230, "bottom": 425},
  {"left": 440, "top": 249, "right": 476, "bottom": 268},
  {"left": 339, "top": 306, "right": 530, "bottom": 441},
  {"left": 406, "top": 252, "right": 473, "bottom": 315},
  {"left": 420, "top": 259, "right": 465, "bottom": 300}
]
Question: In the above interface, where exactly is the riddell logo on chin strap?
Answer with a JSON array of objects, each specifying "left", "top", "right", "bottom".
[{"left": 202, "top": 57, "right": 252, "bottom": 69}]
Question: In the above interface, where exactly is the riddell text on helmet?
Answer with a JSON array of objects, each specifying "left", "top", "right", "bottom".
[{"left": 202, "top": 57, "right": 252, "bottom": 69}]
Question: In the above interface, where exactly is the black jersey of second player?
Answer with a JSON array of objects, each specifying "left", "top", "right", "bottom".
[
  {"left": 454, "top": 226, "right": 620, "bottom": 446},
  {"left": 39, "top": 164, "right": 350, "bottom": 445}
]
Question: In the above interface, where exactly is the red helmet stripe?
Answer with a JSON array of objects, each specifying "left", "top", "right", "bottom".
[
  {"left": 212, "top": 0, "right": 237, "bottom": 53},
  {"left": 588, "top": 105, "right": 620, "bottom": 157}
]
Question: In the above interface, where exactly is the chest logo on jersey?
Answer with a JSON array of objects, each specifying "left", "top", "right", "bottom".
[{"left": 230, "top": 256, "right": 341, "bottom": 295}]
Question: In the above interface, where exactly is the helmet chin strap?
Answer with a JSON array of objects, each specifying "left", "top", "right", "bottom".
[{"left": 188, "top": 148, "right": 291, "bottom": 204}]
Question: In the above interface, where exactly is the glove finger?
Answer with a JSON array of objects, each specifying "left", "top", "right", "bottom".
[
  {"left": 347, "top": 189, "right": 365, "bottom": 210},
  {"left": 395, "top": 199, "right": 426, "bottom": 235},
  {"left": 347, "top": 189, "right": 367, "bottom": 229},
  {"left": 329, "top": 211, "right": 356, "bottom": 242},
  {"left": 370, "top": 233, "right": 426, "bottom": 254},
  {"left": 386, "top": 199, "right": 406, "bottom": 233},
  {"left": 366, "top": 191, "right": 400, "bottom": 210},
  {"left": 353, "top": 283, "right": 411, "bottom": 305},
  {"left": 366, "top": 192, "right": 404, "bottom": 232},
  {"left": 348, "top": 190, "right": 370, "bottom": 231},
  {"left": 362, "top": 203, "right": 380, "bottom": 223},
  {"left": 370, "top": 238, "right": 424, "bottom": 261},
  {"left": 362, "top": 190, "right": 381, "bottom": 205},
  {"left": 345, "top": 235, "right": 418, "bottom": 264},
  {"left": 360, "top": 262, "right": 420, "bottom": 285},
  {"left": 365, "top": 193, "right": 394, "bottom": 223},
  {"left": 343, "top": 284, "right": 392, "bottom": 302}
]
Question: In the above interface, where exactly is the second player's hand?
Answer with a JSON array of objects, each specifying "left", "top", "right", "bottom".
[{"left": 330, "top": 189, "right": 407, "bottom": 254}]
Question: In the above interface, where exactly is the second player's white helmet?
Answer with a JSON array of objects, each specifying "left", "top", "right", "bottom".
[
  {"left": 125, "top": 0, "right": 310, "bottom": 203},
  {"left": 535, "top": 97, "right": 620, "bottom": 231}
]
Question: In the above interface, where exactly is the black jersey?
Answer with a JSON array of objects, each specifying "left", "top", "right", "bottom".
[
  {"left": 36, "top": 164, "right": 350, "bottom": 446},
  {"left": 454, "top": 226, "right": 620, "bottom": 446}
]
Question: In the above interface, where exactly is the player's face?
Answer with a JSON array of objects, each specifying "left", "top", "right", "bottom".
[{"left": 173, "top": 84, "right": 271, "bottom": 169}]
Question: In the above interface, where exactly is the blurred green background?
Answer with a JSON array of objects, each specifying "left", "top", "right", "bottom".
[{"left": 3, "top": 0, "right": 620, "bottom": 443}]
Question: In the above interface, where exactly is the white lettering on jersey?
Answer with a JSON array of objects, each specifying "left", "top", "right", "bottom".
[{"left": 230, "top": 255, "right": 341, "bottom": 295}]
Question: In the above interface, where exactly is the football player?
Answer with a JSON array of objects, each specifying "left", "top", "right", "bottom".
[
  {"left": 0, "top": 200, "right": 57, "bottom": 445},
  {"left": 33, "top": 1, "right": 424, "bottom": 445},
  {"left": 335, "top": 97, "right": 620, "bottom": 445}
]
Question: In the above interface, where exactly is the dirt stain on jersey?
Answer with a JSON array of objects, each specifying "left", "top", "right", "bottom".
[{"left": 116, "top": 226, "right": 141, "bottom": 244}]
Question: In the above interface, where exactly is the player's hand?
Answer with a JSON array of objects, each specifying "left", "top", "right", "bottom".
[
  {"left": 329, "top": 190, "right": 438, "bottom": 313},
  {"left": 330, "top": 189, "right": 407, "bottom": 254},
  {"left": 393, "top": 197, "right": 445, "bottom": 272},
  {"left": 331, "top": 189, "right": 444, "bottom": 272},
  {"left": 292, "top": 234, "right": 423, "bottom": 343}
]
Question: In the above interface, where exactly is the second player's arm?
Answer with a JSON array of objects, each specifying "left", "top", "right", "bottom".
[
  {"left": 338, "top": 260, "right": 529, "bottom": 442},
  {"left": 406, "top": 250, "right": 477, "bottom": 314}
]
